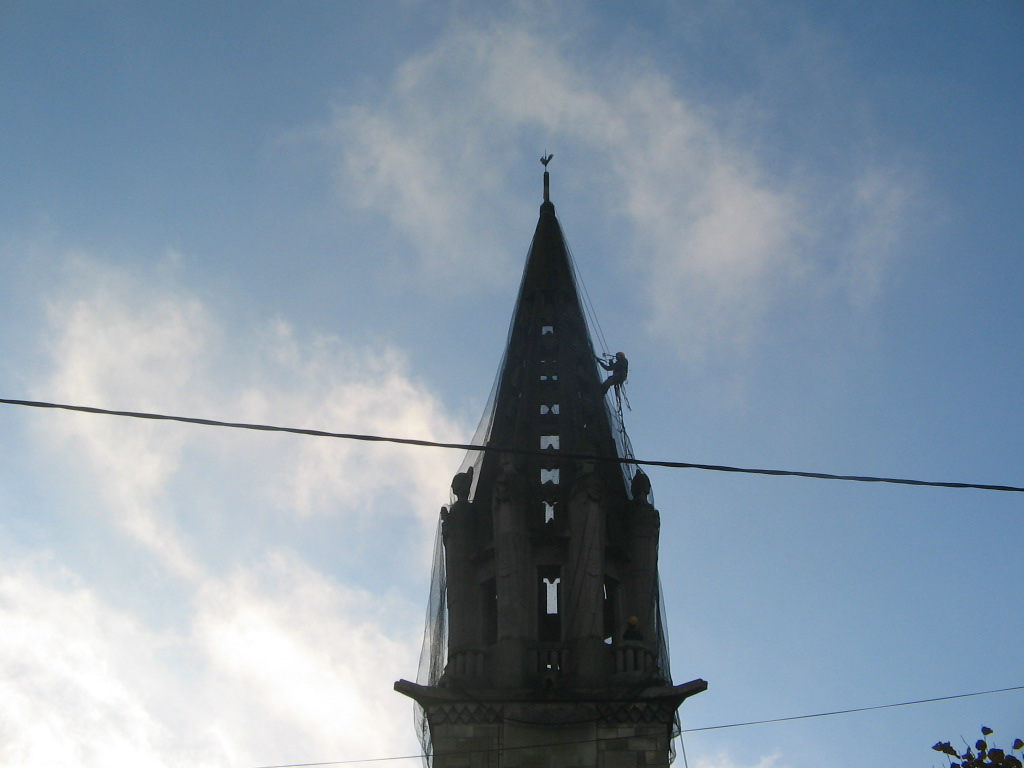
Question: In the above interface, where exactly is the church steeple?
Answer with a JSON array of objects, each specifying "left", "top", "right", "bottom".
[{"left": 396, "top": 161, "right": 704, "bottom": 767}]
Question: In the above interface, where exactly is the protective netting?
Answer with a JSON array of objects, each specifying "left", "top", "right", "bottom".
[
  {"left": 413, "top": 520, "right": 446, "bottom": 759},
  {"left": 410, "top": 206, "right": 682, "bottom": 765}
]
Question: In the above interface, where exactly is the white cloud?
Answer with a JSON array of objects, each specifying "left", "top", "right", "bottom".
[
  {"left": 37, "top": 255, "right": 212, "bottom": 580},
  {"left": 0, "top": 550, "right": 420, "bottom": 768},
  {"left": 32, "top": 254, "right": 465, "bottom": 569},
  {"left": 2, "top": 252, "right": 463, "bottom": 766},
  {"left": 192, "top": 550, "right": 417, "bottom": 762},
  {"left": 240, "top": 319, "right": 466, "bottom": 526},
  {"left": 330, "top": 10, "right": 911, "bottom": 362},
  {"left": 0, "top": 557, "right": 186, "bottom": 768}
]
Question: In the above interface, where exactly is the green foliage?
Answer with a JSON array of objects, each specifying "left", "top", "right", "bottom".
[{"left": 933, "top": 727, "right": 1024, "bottom": 767}]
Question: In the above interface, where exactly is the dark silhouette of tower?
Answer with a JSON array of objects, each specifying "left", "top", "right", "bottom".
[{"left": 396, "top": 164, "right": 705, "bottom": 767}]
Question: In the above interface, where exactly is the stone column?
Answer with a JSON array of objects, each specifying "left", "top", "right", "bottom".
[
  {"left": 565, "top": 463, "right": 607, "bottom": 685},
  {"left": 624, "top": 498, "right": 661, "bottom": 649},
  {"left": 493, "top": 456, "right": 529, "bottom": 686},
  {"left": 442, "top": 497, "right": 478, "bottom": 667}
]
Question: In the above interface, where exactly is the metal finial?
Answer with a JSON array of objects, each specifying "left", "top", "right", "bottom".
[{"left": 540, "top": 153, "right": 553, "bottom": 203}]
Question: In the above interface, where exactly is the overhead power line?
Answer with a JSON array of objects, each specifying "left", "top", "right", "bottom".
[
  {"left": 244, "top": 684, "right": 1024, "bottom": 768},
  {"left": 680, "top": 683, "right": 1024, "bottom": 732},
  {"left": 2, "top": 397, "right": 1022, "bottom": 493}
]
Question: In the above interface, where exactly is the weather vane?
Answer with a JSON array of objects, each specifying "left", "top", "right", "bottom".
[{"left": 540, "top": 152, "right": 554, "bottom": 167}]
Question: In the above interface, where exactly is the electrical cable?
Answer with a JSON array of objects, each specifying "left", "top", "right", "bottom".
[
  {"left": 2, "top": 397, "right": 1021, "bottom": 493},
  {"left": 679, "top": 732, "right": 691, "bottom": 768},
  {"left": 244, "top": 684, "right": 1024, "bottom": 768},
  {"left": 679, "top": 683, "right": 1024, "bottom": 733}
]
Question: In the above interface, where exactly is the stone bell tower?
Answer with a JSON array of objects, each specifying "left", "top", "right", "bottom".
[{"left": 396, "top": 162, "right": 705, "bottom": 767}]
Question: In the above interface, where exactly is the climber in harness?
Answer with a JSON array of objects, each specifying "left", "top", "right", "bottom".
[{"left": 597, "top": 351, "right": 629, "bottom": 409}]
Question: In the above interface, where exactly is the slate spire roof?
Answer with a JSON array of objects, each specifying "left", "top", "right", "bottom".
[{"left": 469, "top": 165, "right": 627, "bottom": 511}]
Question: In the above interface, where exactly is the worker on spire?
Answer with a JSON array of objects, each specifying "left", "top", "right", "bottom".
[{"left": 597, "top": 351, "right": 628, "bottom": 408}]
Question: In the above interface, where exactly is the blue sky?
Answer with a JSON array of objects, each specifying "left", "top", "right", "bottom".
[{"left": 1, "top": 2, "right": 1022, "bottom": 767}]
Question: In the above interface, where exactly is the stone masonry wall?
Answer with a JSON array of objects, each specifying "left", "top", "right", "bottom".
[{"left": 428, "top": 715, "right": 673, "bottom": 768}]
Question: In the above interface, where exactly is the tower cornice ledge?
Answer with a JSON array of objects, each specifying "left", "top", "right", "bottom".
[{"left": 394, "top": 677, "right": 707, "bottom": 707}]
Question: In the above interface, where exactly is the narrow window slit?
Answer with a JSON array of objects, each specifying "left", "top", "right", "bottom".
[
  {"left": 538, "top": 567, "right": 562, "bottom": 642},
  {"left": 543, "top": 501, "right": 556, "bottom": 523}
]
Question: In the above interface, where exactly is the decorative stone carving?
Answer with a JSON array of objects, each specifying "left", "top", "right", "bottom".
[
  {"left": 630, "top": 467, "right": 651, "bottom": 503},
  {"left": 443, "top": 467, "right": 477, "bottom": 663}
]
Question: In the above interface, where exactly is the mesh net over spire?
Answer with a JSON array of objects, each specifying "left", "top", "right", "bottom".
[{"left": 409, "top": 193, "right": 684, "bottom": 765}]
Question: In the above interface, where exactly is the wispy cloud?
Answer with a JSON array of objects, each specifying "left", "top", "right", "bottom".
[
  {"left": 32, "top": 254, "right": 465, "bottom": 562},
  {"left": 0, "top": 557, "right": 187, "bottom": 767},
  {"left": 330, "top": 8, "right": 912, "bottom": 362},
  {"left": 192, "top": 550, "right": 417, "bottom": 762},
  {"left": 38, "top": 255, "right": 213, "bottom": 579},
  {"left": 0, "top": 549, "right": 419, "bottom": 767},
  {"left": 1, "top": 252, "right": 462, "bottom": 765},
  {"left": 240, "top": 318, "right": 466, "bottom": 526}
]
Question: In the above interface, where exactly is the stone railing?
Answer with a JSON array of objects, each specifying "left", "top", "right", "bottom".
[
  {"left": 532, "top": 644, "right": 569, "bottom": 673},
  {"left": 446, "top": 643, "right": 658, "bottom": 681},
  {"left": 613, "top": 642, "right": 657, "bottom": 678},
  {"left": 447, "top": 648, "right": 487, "bottom": 677}
]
